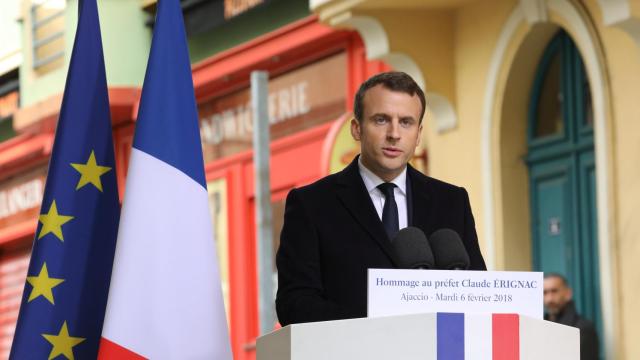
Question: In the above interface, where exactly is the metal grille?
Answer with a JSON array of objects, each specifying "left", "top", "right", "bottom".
[
  {"left": 31, "top": 0, "right": 65, "bottom": 70},
  {"left": 0, "top": 247, "right": 30, "bottom": 359}
]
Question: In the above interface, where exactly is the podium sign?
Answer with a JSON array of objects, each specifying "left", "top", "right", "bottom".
[{"left": 367, "top": 269, "right": 543, "bottom": 318}]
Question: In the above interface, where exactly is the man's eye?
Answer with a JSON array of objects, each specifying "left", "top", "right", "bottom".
[
  {"left": 400, "top": 119, "right": 413, "bottom": 127},
  {"left": 374, "top": 117, "right": 387, "bottom": 124}
]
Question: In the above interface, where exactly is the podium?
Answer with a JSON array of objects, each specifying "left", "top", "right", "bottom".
[{"left": 257, "top": 313, "right": 579, "bottom": 360}]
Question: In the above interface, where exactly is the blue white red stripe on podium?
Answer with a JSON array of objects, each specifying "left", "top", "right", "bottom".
[{"left": 435, "top": 313, "right": 522, "bottom": 360}]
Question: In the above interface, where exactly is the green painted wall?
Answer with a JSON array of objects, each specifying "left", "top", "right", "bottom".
[
  {"left": 188, "top": 0, "right": 310, "bottom": 63},
  {"left": 98, "top": 0, "right": 151, "bottom": 87},
  {"left": 20, "top": 0, "right": 150, "bottom": 108}
]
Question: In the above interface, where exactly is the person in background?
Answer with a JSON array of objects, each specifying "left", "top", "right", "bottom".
[{"left": 544, "top": 273, "right": 600, "bottom": 360}]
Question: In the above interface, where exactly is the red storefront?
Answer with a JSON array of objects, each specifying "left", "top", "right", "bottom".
[
  {"left": 190, "top": 16, "right": 392, "bottom": 359},
  {"left": 0, "top": 15, "right": 394, "bottom": 360},
  {"left": 0, "top": 135, "right": 49, "bottom": 358}
]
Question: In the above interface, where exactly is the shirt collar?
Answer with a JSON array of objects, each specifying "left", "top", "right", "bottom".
[{"left": 358, "top": 157, "right": 407, "bottom": 196}]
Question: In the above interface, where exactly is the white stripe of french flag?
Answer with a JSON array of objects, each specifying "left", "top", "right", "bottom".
[
  {"left": 99, "top": 150, "right": 231, "bottom": 359},
  {"left": 465, "top": 313, "right": 492, "bottom": 360}
]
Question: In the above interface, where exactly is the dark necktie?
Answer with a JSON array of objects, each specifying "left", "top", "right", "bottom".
[{"left": 377, "top": 182, "right": 399, "bottom": 240}]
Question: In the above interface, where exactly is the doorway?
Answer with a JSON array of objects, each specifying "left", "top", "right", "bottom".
[{"left": 527, "top": 30, "right": 602, "bottom": 352}]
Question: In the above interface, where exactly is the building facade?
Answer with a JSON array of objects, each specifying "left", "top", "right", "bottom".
[
  {"left": 310, "top": 0, "right": 640, "bottom": 359},
  {"left": 0, "top": 0, "right": 638, "bottom": 359},
  {"left": 0, "top": 1, "right": 394, "bottom": 359}
]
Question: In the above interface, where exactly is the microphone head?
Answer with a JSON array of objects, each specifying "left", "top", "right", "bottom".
[
  {"left": 392, "top": 227, "right": 434, "bottom": 269},
  {"left": 429, "top": 228, "right": 470, "bottom": 270}
]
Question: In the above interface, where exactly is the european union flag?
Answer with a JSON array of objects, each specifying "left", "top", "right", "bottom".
[{"left": 10, "top": 0, "right": 120, "bottom": 359}]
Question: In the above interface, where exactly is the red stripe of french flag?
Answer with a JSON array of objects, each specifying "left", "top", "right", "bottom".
[
  {"left": 492, "top": 314, "right": 520, "bottom": 360},
  {"left": 99, "top": 338, "right": 146, "bottom": 360}
]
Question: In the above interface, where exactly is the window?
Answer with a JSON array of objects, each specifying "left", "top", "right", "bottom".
[
  {"left": 534, "top": 47, "right": 563, "bottom": 138},
  {"left": 31, "top": 0, "right": 65, "bottom": 72}
]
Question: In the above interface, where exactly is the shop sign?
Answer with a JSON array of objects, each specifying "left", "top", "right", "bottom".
[
  {"left": 0, "top": 168, "right": 46, "bottom": 228},
  {"left": 198, "top": 52, "right": 347, "bottom": 162},
  {"left": 176, "top": 0, "right": 273, "bottom": 36},
  {"left": 0, "top": 179, "right": 44, "bottom": 220}
]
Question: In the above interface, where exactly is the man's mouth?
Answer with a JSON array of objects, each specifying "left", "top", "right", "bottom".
[{"left": 382, "top": 147, "right": 402, "bottom": 157}]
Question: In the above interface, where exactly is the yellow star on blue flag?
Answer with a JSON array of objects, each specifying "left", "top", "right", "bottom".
[
  {"left": 38, "top": 200, "right": 74, "bottom": 241},
  {"left": 42, "top": 321, "right": 86, "bottom": 360},
  {"left": 71, "top": 150, "right": 112, "bottom": 192},
  {"left": 26, "top": 263, "right": 65, "bottom": 304}
]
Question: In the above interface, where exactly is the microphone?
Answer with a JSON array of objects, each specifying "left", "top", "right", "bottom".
[
  {"left": 429, "top": 228, "right": 470, "bottom": 270},
  {"left": 392, "top": 227, "right": 434, "bottom": 269}
]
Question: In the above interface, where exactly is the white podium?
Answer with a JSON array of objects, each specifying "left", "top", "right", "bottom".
[{"left": 257, "top": 313, "right": 579, "bottom": 360}]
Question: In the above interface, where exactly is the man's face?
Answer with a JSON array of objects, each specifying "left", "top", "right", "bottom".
[
  {"left": 543, "top": 277, "right": 572, "bottom": 316},
  {"left": 351, "top": 85, "right": 423, "bottom": 182}
]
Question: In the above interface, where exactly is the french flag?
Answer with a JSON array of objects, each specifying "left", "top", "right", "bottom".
[
  {"left": 436, "top": 313, "right": 573, "bottom": 360},
  {"left": 98, "top": 0, "right": 232, "bottom": 358}
]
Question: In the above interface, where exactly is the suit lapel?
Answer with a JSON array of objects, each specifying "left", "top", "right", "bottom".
[
  {"left": 408, "top": 165, "right": 436, "bottom": 238},
  {"left": 335, "top": 158, "right": 399, "bottom": 266},
  {"left": 406, "top": 172, "right": 413, "bottom": 226}
]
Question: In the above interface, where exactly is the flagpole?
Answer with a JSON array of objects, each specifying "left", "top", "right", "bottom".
[{"left": 252, "top": 70, "right": 277, "bottom": 335}]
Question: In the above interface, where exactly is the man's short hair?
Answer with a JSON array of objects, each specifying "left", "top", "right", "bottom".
[
  {"left": 544, "top": 272, "right": 570, "bottom": 287},
  {"left": 353, "top": 71, "right": 427, "bottom": 124}
]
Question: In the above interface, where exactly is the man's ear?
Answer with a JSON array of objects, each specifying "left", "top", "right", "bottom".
[
  {"left": 566, "top": 287, "right": 573, "bottom": 301},
  {"left": 417, "top": 123, "right": 423, "bottom": 146},
  {"left": 350, "top": 117, "right": 361, "bottom": 141}
]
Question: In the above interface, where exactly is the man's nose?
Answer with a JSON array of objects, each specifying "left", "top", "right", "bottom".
[{"left": 387, "top": 120, "right": 401, "bottom": 139}]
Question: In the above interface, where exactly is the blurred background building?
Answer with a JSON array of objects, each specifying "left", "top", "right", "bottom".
[{"left": 0, "top": 0, "right": 638, "bottom": 359}]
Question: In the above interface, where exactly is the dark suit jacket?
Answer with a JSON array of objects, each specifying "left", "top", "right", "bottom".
[
  {"left": 276, "top": 157, "right": 486, "bottom": 326},
  {"left": 545, "top": 301, "right": 600, "bottom": 360}
]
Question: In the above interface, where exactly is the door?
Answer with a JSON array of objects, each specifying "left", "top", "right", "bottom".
[{"left": 527, "top": 30, "right": 603, "bottom": 355}]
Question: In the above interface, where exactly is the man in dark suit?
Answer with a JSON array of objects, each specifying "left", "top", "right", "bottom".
[
  {"left": 276, "top": 72, "right": 486, "bottom": 326},
  {"left": 544, "top": 273, "right": 600, "bottom": 360}
]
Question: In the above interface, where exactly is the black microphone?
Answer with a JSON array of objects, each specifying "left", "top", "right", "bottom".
[
  {"left": 392, "top": 227, "right": 434, "bottom": 269},
  {"left": 429, "top": 228, "right": 470, "bottom": 270}
]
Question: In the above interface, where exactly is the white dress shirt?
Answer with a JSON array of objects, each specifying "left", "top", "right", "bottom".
[{"left": 358, "top": 158, "right": 408, "bottom": 231}]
